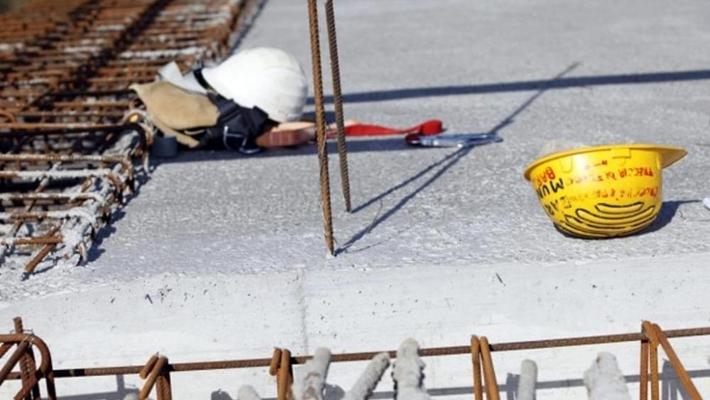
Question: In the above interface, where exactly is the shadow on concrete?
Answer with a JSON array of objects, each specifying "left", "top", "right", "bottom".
[
  {"left": 28, "top": 172, "right": 150, "bottom": 276},
  {"left": 336, "top": 62, "right": 581, "bottom": 254},
  {"left": 497, "top": 360, "right": 704, "bottom": 399},
  {"left": 310, "top": 68, "right": 710, "bottom": 105},
  {"left": 85, "top": 173, "right": 151, "bottom": 264},
  {"left": 153, "top": 66, "right": 710, "bottom": 164},
  {"left": 644, "top": 199, "right": 701, "bottom": 234},
  {"left": 151, "top": 137, "right": 416, "bottom": 166},
  {"left": 551, "top": 199, "right": 701, "bottom": 240},
  {"left": 211, "top": 389, "right": 234, "bottom": 400},
  {"left": 377, "top": 361, "right": 703, "bottom": 400},
  {"left": 57, "top": 375, "right": 137, "bottom": 400}
]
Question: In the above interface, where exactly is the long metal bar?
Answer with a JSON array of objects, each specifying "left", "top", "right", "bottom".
[
  {"left": 307, "top": 0, "right": 335, "bottom": 255},
  {"left": 470, "top": 337, "right": 483, "bottom": 400},
  {"left": 324, "top": 0, "right": 352, "bottom": 212},
  {"left": 0, "top": 153, "right": 128, "bottom": 163},
  {"left": 3, "top": 321, "right": 710, "bottom": 400},
  {"left": 23, "top": 225, "right": 62, "bottom": 277},
  {"left": 0, "top": 193, "right": 101, "bottom": 202},
  {"left": 649, "top": 338, "right": 659, "bottom": 400},
  {"left": 2, "top": 325, "right": 703, "bottom": 379},
  {"left": 0, "top": 122, "right": 132, "bottom": 132},
  {"left": 0, "top": 342, "right": 30, "bottom": 382}
]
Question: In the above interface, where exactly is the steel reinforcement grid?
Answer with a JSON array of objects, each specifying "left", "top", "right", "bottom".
[{"left": 0, "top": 0, "right": 263, "bottom": 278}]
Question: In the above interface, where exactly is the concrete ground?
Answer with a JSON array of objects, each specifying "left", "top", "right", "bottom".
[{"left": 3, "top": 0, "right": 710, "bottom": 398}]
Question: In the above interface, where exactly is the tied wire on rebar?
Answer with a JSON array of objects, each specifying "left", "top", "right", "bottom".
[
  {"left": 307, "top": 0, "right": 335, "bottom": 255},
  {"left": 325, "top": 0, "right": 352, "bottom": 213}
]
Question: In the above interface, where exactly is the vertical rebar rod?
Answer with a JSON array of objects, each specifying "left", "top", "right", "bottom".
[
  {"left": 649, "top": 339, "right": 659, "bottom": 400},
  {"left": 157, "top": 370, "right": 172, "bottom": 400},
  {"left": 14, "top": 318, "right": 40, "bottom": 400},
  {"left": 648, "top": 323, "right": 702, "bottom": 400},
  {"left": 277, "top": 349, "right": 292, "bottom": 400},
  {"left": 640, "top": 338, "right": 649, "bottom": 400},
  {"left": 307, "top": 0, "right": 335, "bottom": 255},
  {"left": 479, "top": 337, "right": 500, "bottom": 400},
  {"left": 470, "top": 336, "right": 483, "bottom": 400},
  {"left": 324, "top": 0, "right": 352, "bottom": 212}
]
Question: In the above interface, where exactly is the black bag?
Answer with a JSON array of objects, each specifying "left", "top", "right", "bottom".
[{"left": 202, "top": 93, "right": 269, "bottom": 154}]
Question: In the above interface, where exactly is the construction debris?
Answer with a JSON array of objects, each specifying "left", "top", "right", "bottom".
[{"left": 0, "top": 0, "right": 263, "bottom": 277}]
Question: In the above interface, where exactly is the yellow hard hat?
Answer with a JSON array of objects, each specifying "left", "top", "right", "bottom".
[{"left": 523, "top": 144, "right": 687, "bottom": 238}]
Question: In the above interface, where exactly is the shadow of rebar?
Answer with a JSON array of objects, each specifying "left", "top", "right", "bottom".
[
  {"left": 337, "top": 63, "right": 580, "bottom": 254},
  {"left": 311, "top": 68, "right": 710, "bottom": 105},
  {"left": 57, "top": 375, "right": 137, "bottom": 400}
]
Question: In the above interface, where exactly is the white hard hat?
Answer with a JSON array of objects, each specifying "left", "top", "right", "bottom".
[{"left": 201, "top": 47, "right": 308, "bottom": 123}]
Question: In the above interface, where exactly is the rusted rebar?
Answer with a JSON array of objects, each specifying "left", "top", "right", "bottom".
[
  {"left": 642, "top": 321, "right": 701, "bottom": 400},
  {"left": 0, "top": 333, "right": 57, "bottom": 400},
  {"left": 470, "top": 336, "right": 483, "bottom": 400},
  {"left": 24, "top": 243, "right": 58, "bottom": 278},
  {"left": 277, "top": 349, "right": 292, "bottom": 400},
  {"left": 4, "top": 320, "right": 710, "bottom": 400},
  {"left": 307, "top": 0, "right": 335, "bottom": 255},
  {"left": 478, "top": 337, "right": 500, "bottom": 400},
  {"left": 640, "top": 330, "right": 649, "bottom": 400},
  {"left": 13, "top": 318, "right": 40, "bottom": 400},
  {"left": 0, "top": 325, "right": 699, "bottom": 380},
  {"left": 139, "top": 355, "right": 168, "bottom": 400},
  {"left": 4, "top": 319, "right": 710, "bottom": 400},
  {"left": 324, "top": 0, "right": 351, "bottom": 212},
  {"left": 1, "top": 0, "right": 260, "bottom": 272},
  {"left": 0, "top": 341, "right": 31, "bottom": 382}
]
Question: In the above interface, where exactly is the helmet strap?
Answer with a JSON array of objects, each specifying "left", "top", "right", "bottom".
[
  {"left": 204, "top": 93, "right": 269, "bottom": 154},
  {"left": 192, "top": 68, "right": 214, "bottom": 92}
]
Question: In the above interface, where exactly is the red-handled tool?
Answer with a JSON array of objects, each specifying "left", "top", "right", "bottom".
[{"left": 337, "top": 119, "right": 443, "bottom": 137}]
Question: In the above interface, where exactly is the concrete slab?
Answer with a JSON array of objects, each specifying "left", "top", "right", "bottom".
[{"left": 2, "top": 0, "right": 710, "bottom": 398}]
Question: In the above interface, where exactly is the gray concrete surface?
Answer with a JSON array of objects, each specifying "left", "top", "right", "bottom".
[
  {"left": 5, "top": 0, "right": 710, "bottom": 298},
  {"left": 7, "top": 0, "right": 707, "bottom": 294}
]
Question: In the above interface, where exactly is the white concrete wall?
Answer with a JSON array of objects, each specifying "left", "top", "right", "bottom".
[{"left": 2, "top": 253, "right": 710, "bottom": 399}]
